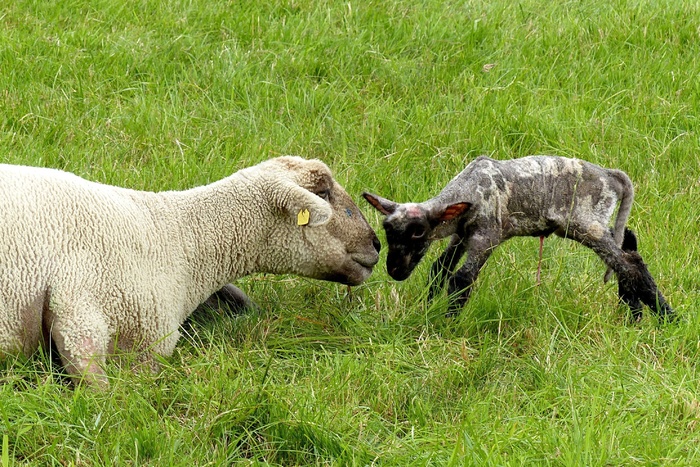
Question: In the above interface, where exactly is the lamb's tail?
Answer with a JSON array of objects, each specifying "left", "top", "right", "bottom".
[
  {"left": 604, "top": 169, "right": 634, "bottom": 283},
  {"left": 621, "top": 227, "right": 638, "bottom": 252}
]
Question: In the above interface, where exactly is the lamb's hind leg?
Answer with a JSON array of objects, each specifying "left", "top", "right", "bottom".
[
  {"left": 615, "top": 228, "right": 642, "bottom": 320},
  {"left": 568, "top": 225, "right": 673, "bottom": 321},
  {"left": 428, "top": 235, "right": 467, "bottom": 301},
  {"left": 617, "top": 228, "right": 673, "bottom": 320}
]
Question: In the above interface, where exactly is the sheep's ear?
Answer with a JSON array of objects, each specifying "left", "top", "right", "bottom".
[
  {"left": 279, "top": 181, "right": 333, "bottom": 227},
  {"left": 433, "top": 202, "right": 470, "bottom": 222},
  {"left": 362, "top": 192, "right": 398, "bottom": 216}
]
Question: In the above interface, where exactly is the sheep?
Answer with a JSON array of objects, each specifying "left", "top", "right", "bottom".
[
  {"left": 363, "top": 155, "right": 673, "bottom": 320},
  {"left": 0, "top": 156, "right": 380, "bottom": 386}
]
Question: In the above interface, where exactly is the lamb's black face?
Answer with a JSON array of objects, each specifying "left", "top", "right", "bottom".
[
  {"left": 362, "top": 191, "right": 471, "bottom": 282},
  {"left": 382, "top": 217, "right": 432, "bottom": 281}
]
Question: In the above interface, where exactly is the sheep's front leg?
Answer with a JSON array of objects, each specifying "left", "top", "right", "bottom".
[
  {"left": 49, "top": 307, "right": 111, "bottom": 388},
  {"left": 428, "top": 235, "right": 467, "bottom": 301},
  {"left": 446, "top": 233, "right": 498, "bottom": 316},
  {"left": 203, "top": 284, "right": 257, "bottom": 314}
]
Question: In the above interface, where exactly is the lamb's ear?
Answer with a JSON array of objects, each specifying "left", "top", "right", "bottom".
[
  {"left": 433, "top": 202, "right": 471, "bottom": 222},
  {"left": 278, "top": 181, "right": 333, "bottom": 227},
  {"left": 362, "top": 192, "right": 398, "bottom": 216}
]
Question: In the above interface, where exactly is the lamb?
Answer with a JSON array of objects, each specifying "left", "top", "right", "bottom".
[
  {"left": 0, "top": 156, "right": 380, "bottom": 386},
  {"left": 363, "top": 155, "right": 673, "bottom": 320}
]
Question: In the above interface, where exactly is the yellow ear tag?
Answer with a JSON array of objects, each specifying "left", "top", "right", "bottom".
[{"left": 297, "top": 209, "right": 310, "bottom": 226}]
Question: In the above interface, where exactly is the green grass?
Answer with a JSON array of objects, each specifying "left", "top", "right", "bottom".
[{"left": 1, "top": 0, "right": 699, "bottom": 464}]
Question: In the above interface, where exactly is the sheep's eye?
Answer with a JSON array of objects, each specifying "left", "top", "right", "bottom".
[
  {"left": 316, "top": 189, "right": 331, "bottom": 201},
  {"left": 410, "top": 226, "right": 426, "bottom": 240}
]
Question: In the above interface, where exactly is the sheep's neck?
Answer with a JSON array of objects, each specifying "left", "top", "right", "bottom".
[{"left": 171, "top": 175, "right": 267, "bottom": 302}]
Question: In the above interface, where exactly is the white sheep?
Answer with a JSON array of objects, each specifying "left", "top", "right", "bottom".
[{"left": 0, "top": 156, "right": 380, "bottom": 386}]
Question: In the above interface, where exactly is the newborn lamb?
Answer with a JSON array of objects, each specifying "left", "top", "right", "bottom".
[{"left": 364, "top": 155, "right": 673, "bottom": 320}]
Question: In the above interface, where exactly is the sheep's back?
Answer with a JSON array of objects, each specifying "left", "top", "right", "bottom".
[
  {"left": 0, "top": 165, "right": 183, "bottom": 339},
  {"left": 0, "top": 165, "right": 159, "bottom": 262}
]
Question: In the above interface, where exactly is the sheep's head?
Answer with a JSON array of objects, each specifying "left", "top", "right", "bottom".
[
  {"left": 362, "top": 192, "right": 470, "bottom": 281},
  {"left": 257, "top": 157, "right": 380, "bottom": 286}
]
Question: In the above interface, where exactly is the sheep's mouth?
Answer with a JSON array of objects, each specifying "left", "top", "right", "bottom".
[
  {"left": 330, "top": 253, "right": 377, "bottom": 286},
  {"left": 316, "top": 253, "right": 377, "bottom": 286},
  {"left": 385, "top": 250, "right": 419, "bottom": 281},
  {"left": 352, "top": 254, "right": 379, "bottom": 270}
]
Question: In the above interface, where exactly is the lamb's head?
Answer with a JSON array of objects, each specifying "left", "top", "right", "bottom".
[
  {"left": 256, "top": 156, "right": 380, "bottom": 286},
  {"left": 362, "top": 192, "right": 470, "bottom": 281}
]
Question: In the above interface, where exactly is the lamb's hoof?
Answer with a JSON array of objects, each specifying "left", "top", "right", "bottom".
[
  {"left": 445, "top": 302, "right": 464, "bottom": 318},
  {"left": 655, "top": 303, "right": 676, "bottom": 324},
  {"left": 626, "top": 310, "right": 644, "bottom": 325}
]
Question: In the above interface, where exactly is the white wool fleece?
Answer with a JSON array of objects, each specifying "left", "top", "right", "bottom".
[{"left": 0, "top": 156, "right": 379, "bottom": 386}]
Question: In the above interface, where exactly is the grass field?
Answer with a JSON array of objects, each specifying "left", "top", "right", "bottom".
[{"left": 1, "top": 0, "right": 699, "bottom": 464}]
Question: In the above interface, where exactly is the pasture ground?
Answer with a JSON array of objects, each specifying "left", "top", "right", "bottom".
[{"left": 1, "top": 0, "right": 699, "bottom": 464}]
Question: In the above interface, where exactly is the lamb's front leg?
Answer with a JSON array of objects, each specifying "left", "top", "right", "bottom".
[
  {"left": 428, "top": 235, "right": 467, "bottom": 301},
  {"left": 446, "top": 233, "right": 498, "bottom": 316}
]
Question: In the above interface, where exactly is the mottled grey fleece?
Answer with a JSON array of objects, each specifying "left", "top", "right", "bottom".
[{"left": 364, "top": 155, "right": 672, "bottom": 319}]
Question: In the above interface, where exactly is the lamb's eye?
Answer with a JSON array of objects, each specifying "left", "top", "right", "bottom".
[
  {"left": 316, "top": 189, "right": 331, "bottom": 201},
  {"left": 410, "top": 226, "right": 426, "bottom": 240}
]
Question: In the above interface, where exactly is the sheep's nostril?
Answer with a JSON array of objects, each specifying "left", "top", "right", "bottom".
[{"left": 372, "top": 236, "right": 381, "bottom": 253}]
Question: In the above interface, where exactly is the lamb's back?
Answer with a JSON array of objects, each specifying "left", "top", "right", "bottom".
[{"left": 441, "top": 156, "right": 623, "bottom": 237}]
